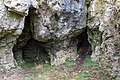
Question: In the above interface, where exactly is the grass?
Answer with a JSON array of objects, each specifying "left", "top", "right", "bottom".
[
  {"left": 79, "top": 71, "right": 91, "bottom": 80},
  {"left": 22, "top": 55, "right": 112, "bottom": 80},
  {"left": 24, "top": 76, "right": 38, "bottom": 80},
  {"left": 63, "top": 61, "right": 73, "bottom": 68},
  {"left": 83, "top": 56, "right": 99, "bottom": 68}
]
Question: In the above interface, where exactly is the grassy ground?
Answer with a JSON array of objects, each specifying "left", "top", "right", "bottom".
[{"left": 23, "top": 55, "right": 113, "bottom": 80}]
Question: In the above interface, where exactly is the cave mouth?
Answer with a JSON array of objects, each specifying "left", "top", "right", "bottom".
[
  {"left": 77, "top": 29, "right": 92, "bottom": 58},
  {"left": 12, "top": 7, "right": 91, "bottom": 66},
  {"left": 13, "top": 37, "right": 50, "bottom": 65},
  {"left": 13, "top": 9, "right": 50, "bottom": 65},
  {"left": 22, "top": 38, "right": 50, "bottom": 64}
]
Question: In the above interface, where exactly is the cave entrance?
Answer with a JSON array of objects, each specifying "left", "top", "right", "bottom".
[
  {"left": 77, "top": 29, "right": 92, "bottom": 58},
  {"left": 13, "top": 37, "right": 50, "bottom": 65},
  {"left": 13, "top": 9, "right": 50, "bottom": 65},
  {"left": 22, "top": 38, "right": 50, "bottom": 64}
]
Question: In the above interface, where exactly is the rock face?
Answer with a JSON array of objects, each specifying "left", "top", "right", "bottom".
[
  {"left": 31, "top": 0, "right": 86, "bottom": 42},
  {"left": 0, "top": 0, "right": 25, "bottom": 72},
  {"left": 0, "top": 0, "right": 86, "bottom": 71},
  {"left": 12, "top": 0, "right": 86, "bottom": 66},
  {"left": 87, "top": 0, "right": 120, "bottom": 79},
  {"left": 30, "top": 0, "right": 86, "bottom": 65},
  {"left": 4, "top": 0, "right": 38, "bottom": 16},
  {"left": 0, "top": 0, "right": 120, "bottom": 79},
  {"left": 0, "top": 0, "right": 37, "bottom": 71}
]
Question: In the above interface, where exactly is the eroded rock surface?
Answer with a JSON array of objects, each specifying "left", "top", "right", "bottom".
[
  {"left": 31, "top": 0, "right": 86, "bottom": 42},
  {"left": 87, "top": 0, "right": 120, "bottom": 79},
  {"left": 4, "top": 0, "right": 38, "bottom": 16},
  {"left": 29, "top": 0, "right": 86, "bottom": 65},
  {"left": 0, "top": 0, "right": 39, "bottom": 72},
  {"left": 0, "top": 0, "right": 120, "bottom": 79},
  {"left": 0, "top": 0, "right": 86, "bottom": 71},
  {"left": 0, "top": 0, "right": 25, "bottom": 72}
]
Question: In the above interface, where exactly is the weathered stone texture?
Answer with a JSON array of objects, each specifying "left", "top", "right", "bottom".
[
  {"left": 88, "top": 0, "right": 120, "bottom": 79},
  {"left": 31, "top": 0, "right": 86, "bottom": 42},
  {"left": 0, "top": 0, "right": 120, "bottom": 79},
  {"left": 4, "top": 0, "right": 38, "bottom": 16},
  {"left": 29, "top": 0, "right": 86, "bottom": 65},
  {"left": 0, "top": 0, "right": 26, "bottom": 72},
  {"left": 0, "top": 0, "right": 86, "bottom": 71},
  {"left": 0, "top": 0, "right": 39, "bottom": 72},
  {"left": 46, "top": 38, "right": 78, "bottom": 66}
]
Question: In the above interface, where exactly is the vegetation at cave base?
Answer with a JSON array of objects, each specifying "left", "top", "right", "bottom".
[{"left": 24, "top": 55, "right": 113, "bottom": 80}]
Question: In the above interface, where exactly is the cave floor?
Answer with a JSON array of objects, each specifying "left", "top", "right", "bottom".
[{"left": 0, "top": 55, "right": 112, "bottom": 80}]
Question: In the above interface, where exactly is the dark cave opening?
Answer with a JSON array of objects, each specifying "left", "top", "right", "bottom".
[
  {"left": 22, "top": 38, "right": 50, "bottom": 64},
  {"left": 13, "top": 9, "right": 50, "bottom": 65},
  {"left": 13, "top": 37, "right": 50, "bottom": 65},
  {"left": 12, "top": 7, "right": 91, "bottom": 66},
  {"left": 77, "top": 29, "right": 92, "bottom": 58}
]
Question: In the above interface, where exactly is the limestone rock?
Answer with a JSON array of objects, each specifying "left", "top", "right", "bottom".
[
  {"left": 0, "top": 0, "right": 120, "bottom": 79},
  {"left": 87, "top": 0, "right": 120, "bottom": 79},
  {"left": 28, "top": 0, "right": 86, "bottom": 65},
  {"left": 12, "top": 0, "right": 86, "bottom": 66},
  {"left": 30, "top": 0, "right": 86, "bottom": 42},
  {"left": 0, "top": 0, "right": 25, "bottom": 72},
  {"left": 46, "top": 38, "right": 78, "bottom": 66},
  {"left": 4, "top": 0, "right": 38, "bottom": 16}
]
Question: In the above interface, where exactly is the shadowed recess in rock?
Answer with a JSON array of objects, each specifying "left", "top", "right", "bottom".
[
  {"left": 12, "top": 10, "right": 50, "bottom": 65},
  {"left": 22, "top": 38, "right": 50, "bottom": 64},
  {"left": 77, "top": 29, "right": 92, "bottom": 58},
  {"left": 13, "top": 38, "right": 50, "bottom": 65}
]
